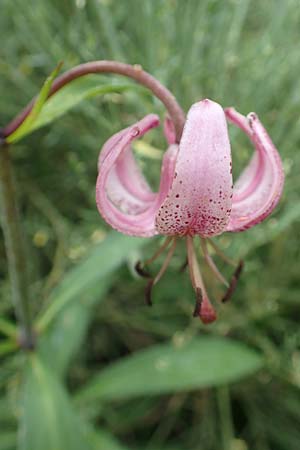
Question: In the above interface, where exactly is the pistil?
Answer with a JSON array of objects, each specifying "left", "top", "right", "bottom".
[{"left": 186, "top": 236, "right": 216, "bottom": 324}]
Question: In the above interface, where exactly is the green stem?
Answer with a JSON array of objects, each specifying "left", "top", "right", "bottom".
[
  {"left": 216, "top": 385, "right": 234, "bottom": 450},
  {"left": 0, "top": 144, "right": 35, "bottom": 350}
]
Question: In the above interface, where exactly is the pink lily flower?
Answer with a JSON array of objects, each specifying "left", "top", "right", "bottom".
[{"left": 96, "top": 99, "right": 284, "bottom": 324}]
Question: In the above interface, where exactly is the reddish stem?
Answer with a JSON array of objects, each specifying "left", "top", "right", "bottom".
[{"left": 2, "top": 61, "right": 185, "bottom": 142}]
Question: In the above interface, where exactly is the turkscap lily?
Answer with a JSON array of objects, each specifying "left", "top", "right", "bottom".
[{"left": 96, "top": 99, "right": 284, "bottom": 324}]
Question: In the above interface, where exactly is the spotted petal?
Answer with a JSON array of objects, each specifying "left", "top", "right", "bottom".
[
  {"left": 225, "top": 108, "right": 284, "bottom": 232},
  {"left": 155, "top": 99, "right": 233, "bottom": 237},
  {"left": 96, "top": 114, "right": 178, "bottom": 237}
]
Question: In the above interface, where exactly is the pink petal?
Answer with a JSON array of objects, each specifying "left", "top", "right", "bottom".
[
  {"left": 98, "top": 125, "right": 154, "bottom": 203},
  {"left": 225, "top": 108, "right": 284, "bottom": 232},
  {"left": 155, "top": 99, "right": 233, "bottom": 237},
  {"left": 96, "top": 114, "right": 178, "bottom": 237}
]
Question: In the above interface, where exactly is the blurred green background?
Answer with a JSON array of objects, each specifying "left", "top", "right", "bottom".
[{"left": 1, "top": 0, "right": 300, "bottom": 449}]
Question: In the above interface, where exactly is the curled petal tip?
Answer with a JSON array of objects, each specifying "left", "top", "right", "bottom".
[
  {"left": 227, "top": 109, "right": 284, "bottom": 232},
  {"left": 131, "top": 126, "right": 140, "bottom": 137},
  {"left": 96, "top": 113, "right": 179, "bottom": 237},
  {"left": 96, "top": 114, "right": 162, "bottom": 237}
]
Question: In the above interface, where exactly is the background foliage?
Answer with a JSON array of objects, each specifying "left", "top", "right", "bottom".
[{"left": 1, "top": 1, "right": 300, "bottom": 449}]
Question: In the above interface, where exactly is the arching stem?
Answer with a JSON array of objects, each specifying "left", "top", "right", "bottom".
[{"left": 2, "top": 61, "right": 185, "bottom": 143}]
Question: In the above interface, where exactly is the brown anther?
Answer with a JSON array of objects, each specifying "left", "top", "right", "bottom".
[
  {"left": 193, "top": 288, "right": 203, "bottom": 317},
  {"left": 221, "top": 260, "right": 244, "bottom": 303},
  {"left": 234, "top": 260, "right": 244, "bottom": 281},
  {"left": 135, "top": 261, "right": 151, "bottom": 279},
  {"left": 145, "top": 279, "right": 154, "bottom": 306}
]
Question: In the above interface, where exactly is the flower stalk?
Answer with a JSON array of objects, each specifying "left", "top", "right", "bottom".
[
  {"left": 2, "top": 61, "right": 185, "bottom": 143},
  {"left": 0, "top": 141, "right": 35, "bottom": 350}
]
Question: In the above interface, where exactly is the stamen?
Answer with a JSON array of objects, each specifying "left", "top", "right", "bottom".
[
  {"left": 186, "top": 236, "right": 217, "bottom": 324},
  {"left": 200, "top": 238, "right": 229, "bottom": 288},
  {"left": 152, "top": 238, "right": 177, "bottom": 285},
  {"left": 135, "top": 236, "right": 173, "bottom": 284},
  {"left": 207, "top": 238, "right": 236, "bottom": 267},
  {"left": 221, "top": 260, "right": 244, "bottom": 303},
  {"left": 144, "top": 236, "right": 173, "bottom": 266},
  {"left": 143, "top": 238, "right": 177, "bottom": 306}
]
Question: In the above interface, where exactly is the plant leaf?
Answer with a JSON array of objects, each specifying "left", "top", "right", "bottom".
[
  {"left": 39, "top": 282, "right": 110, "bottom": 378},
  {"left": 18, "top": 354, "right": 91, "bottom": 450},
  {"left": 37, "top": 232, "right": 144, "bottom": 335},
  {"left": 6, "top": 62, "right": 62, "bottom": 144},
  {"left": 31, "top": 76, "right": 136, "bottom": 131},
  {"left": 77, "top": 336, "right": 263, "bottom": 402},
  {"left": 6, "top": 72, "right": 136, "bottom": 143}
]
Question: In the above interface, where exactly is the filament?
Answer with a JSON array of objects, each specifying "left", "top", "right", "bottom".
[
  {"left": 144, "top": 236, "right": 173, "bottom": 266},
  {"left": 207, "top": 238, "right": 236, "bottom": 267},
  {"left": 200, "top": 238, "right": 229, "bottom": 288},
  {"left": 145, "top": 238, "right": 177, "bottom": 306},
  {"left": 153, "top": 238, "right": 177, "bottom": 285}
]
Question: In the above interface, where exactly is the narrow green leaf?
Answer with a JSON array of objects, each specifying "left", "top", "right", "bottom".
[
  {"left": 77, "top": 337, "right": 263, "bottom": 402},
  {"left": 18, "top": 354, "right": 91, "bottom": 450},
  {"left": 37, "top": 232, "right": 144, "bottom": 332},
  {"left": 31, "top": 76, "right": 136, "bottom": 131},
  {"left": 39, "top": 282, "right": 110, "bottom": 377},
  {"left": 7, "top": 62, "right": 62, "bottom": 143}
]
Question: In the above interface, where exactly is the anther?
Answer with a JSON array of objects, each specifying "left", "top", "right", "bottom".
[
  {"left": 145, "top": 279, "right": 154, "bottom": 306},
  {"left": 135, "top": 261, "right": 151, "bottom": 279},
  {"left": 193, "top": 288, "right": 203, "bottom": 317},
  {"left": 221, "top": 260, "right": 244, "bottom": 303}
]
